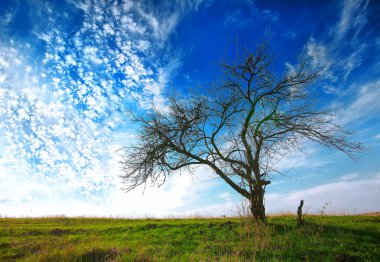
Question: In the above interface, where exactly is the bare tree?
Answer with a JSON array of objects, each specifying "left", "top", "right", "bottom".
[{"left": 119, "top": 44, "right": 363, "bottom": 223}]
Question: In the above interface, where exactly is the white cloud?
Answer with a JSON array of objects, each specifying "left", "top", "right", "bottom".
[
  {"left": 306, "top": 38, "right": 333, "bottom": 78},
  {"left": 0, "top": 0, "right": 206, "bottom": 217},
  {"left": 0, "top": 43, "right": 115, "bottom": 199},
  {"left": 0, "top": 56, "right": 9, "bottom": 67},
  {"left": 335, "top": 0, "right": 368, "bottom": 42},
  {"left": 340, "top": 172, "right": 359, "bottom": 181},
  {"left": 0, "top": 160, "right": 226, "bottom": 217},
  {"left": 120, "top": 16, "right": 146, "bottom": 34},
  {"left": 274, "top": 146, "right": 317, "bottom": 171},
  {"left": 135, "top": 0, "right": 203, "bottom": 42},
  {"left": 338, "top": 79, "right": 380, "bottom": 124},
  {"left": 65, "top": 55, "right": 77, "bottom": 66},
  {"left": 35, "top": 32, "right": 53, "bottom": 43},
  {"left": 82, "top": 46, "right": 102, "bottom": 64},
  {"left": 302, "top": 0, "right": 370, "bottom": 85},
  {"left": 136, "top": 40, "right": 150, "bottom": 52},
  {"left": 0, "top": 11, "right": 13, "bottom": 26},
  {"left": 266, "top": 173, "right": 380, "bottom": 214},
  {"left": 0, "top": 74, "right": 6, "bottom": 83},
  {"left": 102, "top": 23, "right": 115, "bottom": 35}
]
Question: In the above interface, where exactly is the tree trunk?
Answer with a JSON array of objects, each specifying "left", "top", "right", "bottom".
[
  {"left": 249, "top": 184, "right": 267, "bottom": 224},
  {"left": 250, "top": 198, "right": 266, "bottom": 224}
]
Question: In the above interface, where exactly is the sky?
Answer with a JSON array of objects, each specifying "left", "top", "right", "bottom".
[{"left": 0, "top": 0, "right": 379, "bottom": 217}]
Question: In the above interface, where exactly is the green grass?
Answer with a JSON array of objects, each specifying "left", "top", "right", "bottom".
[{"left": 0, "top": 215, "right": 379, "bottom": 261}]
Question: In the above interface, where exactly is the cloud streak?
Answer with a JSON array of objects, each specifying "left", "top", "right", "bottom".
[{"left": 304, "top": 0, "right": 372, "bottom": 89}]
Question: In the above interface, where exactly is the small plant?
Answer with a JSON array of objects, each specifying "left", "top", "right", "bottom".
[
  {"left": 319, "top": 201, "right": 332, "bottom": 215},
  {"left": 303, "top": 205, "right": 311, "bottom": 216}
]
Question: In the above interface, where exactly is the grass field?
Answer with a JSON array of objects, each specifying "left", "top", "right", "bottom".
[{"left": 0, "top": 215, "right": 379, "bottom": 261}]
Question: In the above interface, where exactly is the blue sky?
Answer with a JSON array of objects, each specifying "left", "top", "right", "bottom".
[{"left": 0, "top": 0, "right": 379, "bottom": 217}]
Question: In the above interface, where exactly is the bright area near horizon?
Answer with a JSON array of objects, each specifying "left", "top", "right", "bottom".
[{"left": 0, "top": 0, "right": 379, "bottom": 217}]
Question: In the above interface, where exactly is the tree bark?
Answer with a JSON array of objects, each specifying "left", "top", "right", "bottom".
[{"left": 250, "top": 184, "right": 267, "bottom": 224}]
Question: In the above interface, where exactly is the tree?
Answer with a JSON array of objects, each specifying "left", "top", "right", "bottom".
[{"left": 119, "top": 44, "right": 363, "bottom": 223}]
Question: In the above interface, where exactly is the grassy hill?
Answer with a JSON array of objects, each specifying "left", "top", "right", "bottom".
[{"left": 0, "top": 215, "right": 379, "bottom": 261}]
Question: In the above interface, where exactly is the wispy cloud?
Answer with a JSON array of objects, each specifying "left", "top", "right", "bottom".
[
  {"left": 304, "top": 0, "right": 371, "bottom": 88},
  {"left": 273, "top": 145, "right": 318, "bottom": 171},
  {"left": 337, "top": 79, "right": 380, "bottom": 125},
  {"left": 135, "top": 0, "right": 203, "bottom": 41},
  {"left": 0, "top": 11, "right": 13, "bottom": 26},
  {"left": 340, "top": 172, "right": 359, "bottom": 181},
  {"left": 334, "top": 0, "right": 369, "bottom": 42},
  {"left": 224, "top": 3, "right": 279, "bottom": 28}
]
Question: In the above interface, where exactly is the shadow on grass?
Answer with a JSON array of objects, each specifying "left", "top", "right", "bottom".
[{"left": 75, "top": 247, "right": 119, "bottom": 262}]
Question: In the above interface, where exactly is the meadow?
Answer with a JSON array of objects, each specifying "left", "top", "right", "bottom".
[{"left": 0, "top": 215, "right": 379, "bottom": 261}]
